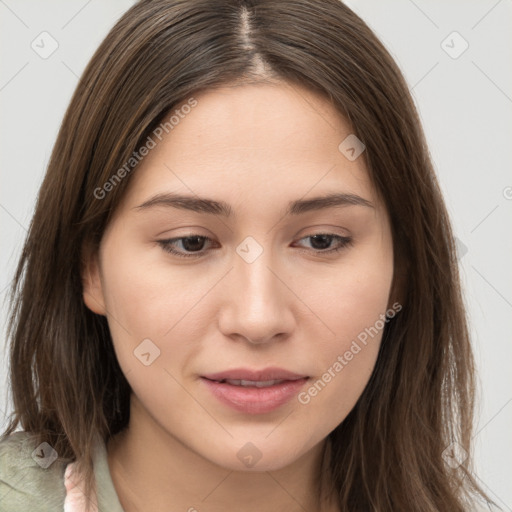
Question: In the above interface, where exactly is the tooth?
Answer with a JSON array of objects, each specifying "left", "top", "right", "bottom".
[
  {"left": 222, "top": 379, "right": 283, "bottom": 387},
  {"left": 254, "top": 381, "right": 276, "bottom": 388}
]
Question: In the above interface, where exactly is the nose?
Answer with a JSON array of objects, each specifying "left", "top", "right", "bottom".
[{"left": 217, "top": 246, "right": 296, "bottom": 345}]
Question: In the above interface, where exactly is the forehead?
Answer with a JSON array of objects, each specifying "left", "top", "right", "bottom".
[{"left": 118, "top": 82, "right": 379, "bottom": 216}]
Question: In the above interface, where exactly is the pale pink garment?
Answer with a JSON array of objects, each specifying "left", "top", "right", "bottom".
[{"left": 63, "top": 461, "right": 99, "bottom": 512}]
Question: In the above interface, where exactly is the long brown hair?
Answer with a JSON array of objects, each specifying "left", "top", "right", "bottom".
[{"left": 2, "top": 0, "right": 496, "bottom": 510}]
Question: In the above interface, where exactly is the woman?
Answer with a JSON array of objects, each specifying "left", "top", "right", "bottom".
[{"left": 0, "top": 0, "right": 497, "bottom": 510}]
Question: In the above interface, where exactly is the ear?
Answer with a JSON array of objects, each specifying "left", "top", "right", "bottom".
[{"left": 81, "top": 241, "right": 107, "bottom": 316}]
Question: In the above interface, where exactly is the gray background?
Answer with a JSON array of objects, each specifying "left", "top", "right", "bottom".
[{"left": 1, "top": 0, "right": 511, "bottom": 508}]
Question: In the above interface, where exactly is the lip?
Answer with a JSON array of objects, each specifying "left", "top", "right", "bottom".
[
  {"left": 202, "top": 367, "right": 308, "bottom": 382},
  {"left": 200, "top": 367, "right": 309, "bottom": 414}
]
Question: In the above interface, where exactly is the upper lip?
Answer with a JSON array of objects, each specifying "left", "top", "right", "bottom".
[{"left": 202, "top": 367, "right": 308, "bottom": 382}]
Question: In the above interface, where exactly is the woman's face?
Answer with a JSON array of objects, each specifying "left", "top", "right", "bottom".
[{"left": 83, "top": 82, "right": 394, "bottom": 471}]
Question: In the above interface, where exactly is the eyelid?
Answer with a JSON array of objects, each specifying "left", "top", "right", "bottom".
[{"left": 156, "top": 232, "right": 353, "bottom": 259}]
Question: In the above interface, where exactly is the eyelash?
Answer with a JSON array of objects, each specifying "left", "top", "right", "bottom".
[{"left": 156, "top": 233, "right": 353, "bottom": 259}]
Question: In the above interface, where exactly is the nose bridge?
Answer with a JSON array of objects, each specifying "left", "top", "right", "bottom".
[
  {"left": 234, "top": 235, "right": 282, "bottom": 311},
  {"left": 219, "top": 235, "right": 293, "bottom": 343}
]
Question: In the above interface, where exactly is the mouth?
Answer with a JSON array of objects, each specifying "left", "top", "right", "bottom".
[
  {"left": 205, "top": 378, "right": 295, "bottom": 388},
  {"left": 202, "top": 366, "right": 308, "bottom": 383},
  {"left": 200, "top": 367, "right": 310, "bottom": 414}
]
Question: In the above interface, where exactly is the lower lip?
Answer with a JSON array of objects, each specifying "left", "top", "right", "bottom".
[{"left": 200, "top": 377, "right": 309, "bottom": 414}]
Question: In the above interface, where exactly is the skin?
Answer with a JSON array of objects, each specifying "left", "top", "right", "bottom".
[{"left": 82, "top": 82, "right": 394, "bottom": 512}]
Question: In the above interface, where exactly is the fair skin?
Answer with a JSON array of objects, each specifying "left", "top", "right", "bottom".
[{"left": 82, "top": 82, "right": 394, "bottom": 512}]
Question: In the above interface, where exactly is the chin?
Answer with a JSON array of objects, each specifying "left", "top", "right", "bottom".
[{"left": 201, "top": 437, "right": 315, "bottom": 473}]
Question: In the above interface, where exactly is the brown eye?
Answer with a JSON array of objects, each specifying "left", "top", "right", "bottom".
[
  {"left": 294, "top": 233, "right": 353, "bottom": 254},
  {"left": 157, "top": 235, "right": 215, "bottom": 258}
]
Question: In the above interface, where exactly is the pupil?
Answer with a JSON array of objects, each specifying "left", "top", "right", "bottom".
[
  {"left": 310, "top": 234, "right": 332, "bottom": 250},
  {"left": 183, "top": 236, "right": 205, "bottom": 251}
]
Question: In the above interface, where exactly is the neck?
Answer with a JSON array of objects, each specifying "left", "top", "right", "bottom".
[{"left": 106, "top": 394, "right": 338, "bottom": 512}]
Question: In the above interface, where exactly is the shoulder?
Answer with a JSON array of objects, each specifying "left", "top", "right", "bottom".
[{"left": 0, "top": 431, "right": 68, "bottom": 512}]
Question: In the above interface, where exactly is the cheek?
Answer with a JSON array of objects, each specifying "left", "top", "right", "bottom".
[
  {"left": 297, "top": 340, "right": 380, "bottom": 428},
  {"left": 98, "top": 243, "right": 215, "bottom": 382},
  {"left": 100, "top": 241, "right": 197, "bottom": 334},
  {"left": 303, "top": 246, "right": 393, "bottom": 347},
  {"left": 98, "top": 251, "right": 196, "bottom": 409},
  {"left": 297, "top": 287, "right": 387, "bottom": 428},
  {"left": 295, "top": 252, "right": 392, "bottom": 417}
]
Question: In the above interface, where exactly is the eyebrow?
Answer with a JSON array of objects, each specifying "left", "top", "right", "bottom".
[{"left": 133, "top": 191, "right": 374, "bottom": 217}]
